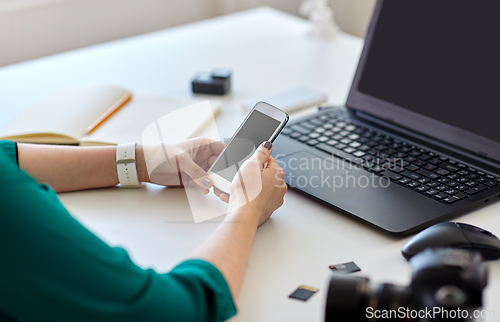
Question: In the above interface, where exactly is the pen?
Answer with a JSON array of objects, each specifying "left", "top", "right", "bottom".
[{"left": 85, "top": 93, "right": 132, "bottom": 134}]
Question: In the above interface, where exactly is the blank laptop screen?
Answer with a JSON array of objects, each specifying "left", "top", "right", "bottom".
[{"left": 357, "top": 0, "right": 500, "bottom": 143}]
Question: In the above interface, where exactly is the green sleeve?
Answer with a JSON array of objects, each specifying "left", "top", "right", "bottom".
[
  {"left": 0, "top": 140, "right": 18, "bottom": 166},
  {"left": 0, "top": 150, "right": 236, "bottom": 322}
]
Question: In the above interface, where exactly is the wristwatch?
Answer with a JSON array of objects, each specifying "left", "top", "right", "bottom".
[{"left": 116, "top": 143, "right": 141, "bottom": 188}]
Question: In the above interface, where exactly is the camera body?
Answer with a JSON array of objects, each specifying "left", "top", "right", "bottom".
[{"left": 325, "top": 248, "right": 488, "bottom": 321}]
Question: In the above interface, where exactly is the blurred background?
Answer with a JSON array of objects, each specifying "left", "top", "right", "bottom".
[{"left": 0, "top": 0, "right": 375, "bottom": 67}]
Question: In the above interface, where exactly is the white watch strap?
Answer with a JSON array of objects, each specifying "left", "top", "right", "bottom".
[{"left": 116, "top": 143, "right": 141, "bottom": 188}]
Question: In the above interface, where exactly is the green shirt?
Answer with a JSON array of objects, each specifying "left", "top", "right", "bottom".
[{"left": 0, "top": 140, "right": 236, "bottom": 322}]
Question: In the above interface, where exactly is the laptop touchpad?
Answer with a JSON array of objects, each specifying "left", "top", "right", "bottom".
[{"left": 276, "top": 151, "right": 353, "bottom": 188}]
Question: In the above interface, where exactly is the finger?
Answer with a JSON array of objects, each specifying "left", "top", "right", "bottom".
[
  {"left": 178, "top": 153, "right": 214, "bottom": 189},
  {"left": 210, "top": 140, "right": 225, "bottom": 156},
  {"left": 252, "top": 141, "right": 273, "bottom": 167},
  {"left": 208, "top": 155, "right": 218, "bottom": 167},
  {"left": 213, "top": 187, "right": 229, "bottom": 203},
  {"left": 268, "top": 156, "right": 280, "bottom": 168},
  {"left": 198, "top": 187, "right": 210, "bottom": 195},
  {"left": 213, "top": 187, "right": 223, "bottom": 197},
  {"left": 220, "top": 192, "right": 230, "bottom": 203},
  {"left": 267, "top": 157, "right": 285, "bottom": 179}
]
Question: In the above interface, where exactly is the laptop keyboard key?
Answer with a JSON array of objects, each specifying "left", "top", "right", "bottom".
[
  {"left": 307, "top": 139, "right": 319, "bottom": 146},
  {"left": 402, "top": 171, "right": 421, "bottom": 180},
  {"left": 442, "top": 164, "right": 460, "bottom": 172},
  {"left": 485, "top": 181, "right": 498, "bottom": 187},
  {"left": 424, "top": 164, "right": 437, "bottom": 171},
  {"left": 414, "top": 160, "right": 427, "bottom": 166},
  {"left": 416, "top": 185, "right": 430, "bottom": 192},
  {"left": 298, "top": 135, "right": 309, "bottom": 142},
  {"left": 427, "top": 181, "right": 439, "bottom": 188},
  {"left": 443, "top": 192, "right": 467, "bottom": 203},
  {"left": 407, "top": 181, "right": 420, "bottom": 188},
  {"left": 417, "top": 177, "right": 431, "bottom": 184},
  {"left": 428, "top": 158, "right": 442, "bottom": 165},
  {"left": 447, "top": 181, "right": 459, "bottom": 187},
  {"left": 290, "top": 132, "right": 301, "bottom": 139},
  {"left": 316, "top": 143, "right": 337, "bottom": 155},
  {"left": 456, "top": 185, "right": 468, "bottom": 191},
  {"left": 465, "top": 181, "right": 478, "bottom": 187},
  {"left": 475, "top": 177, "right": 488, "bottom": 183},
  {"left": 291, "top": 125, "right": 311, "bottom": 134},
  {"left": 425, "top": 189, "right": 439, "bottom": 196},
  {"left": 301, "top": 122, "right": 316, "bottom": 129},
  {"left": 435, "top": 169, "right": 450, "bottom": 176},
  {"left": 464, "top": 184, "right": 488, "bottom": 195},
  {"left": 371, "top": 166, "right": 385, "bottom": 173},
  {"left": 382, "top": 171, "right": 403, "bottom": 181},
  {"left": 444, "top": 189, "right": 458, "bottom": 195},
  {"left": 399, "top": 177, "right": 412, "bottom": 184},
  {"left": 406, "top": 164, "right": 420, "bottom": 171},
  {"left": 353, "top": 151, "right": 365, "bottom": 158},
  {"left": 434, "top": 192, "right": 448, "bottom": 199},
  {"left": 326, "top": 140, "right": 338, "bottom": 146},
  {"left": 416, "top": 169, "right": 440, "bottom": 180},
  {"left": 335, "top": 143, "right": 347, "bottom": 150}
]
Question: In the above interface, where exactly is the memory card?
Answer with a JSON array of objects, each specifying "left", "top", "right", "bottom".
[
  {"left": 289, "top": 285, "right": 318, "bottom": 301},
  {"left": 329, "top": 261, "right": 361, "bottom": 274}
]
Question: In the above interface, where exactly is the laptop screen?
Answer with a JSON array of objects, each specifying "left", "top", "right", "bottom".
[{"left": 347, "top": 0, "right": 500, "bottom": 162}]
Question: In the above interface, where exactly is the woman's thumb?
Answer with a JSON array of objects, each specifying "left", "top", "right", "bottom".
[{"left": 253, "top": 141, "right": 273, "bottom": 167}]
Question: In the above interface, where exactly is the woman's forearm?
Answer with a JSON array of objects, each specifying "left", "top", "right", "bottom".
[
  {"left": 191, "top": 205, "right": 261, "bottom": 300},
  {"left": 18, "top": 144, "right": 149, "bottom": 192}
]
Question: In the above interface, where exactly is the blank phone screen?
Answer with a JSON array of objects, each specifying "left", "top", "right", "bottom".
[{"left": 210, "top": 110, "right": 281, "bottom": 181}]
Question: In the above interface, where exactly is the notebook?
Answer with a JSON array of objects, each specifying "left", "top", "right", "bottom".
[{"left": 0, "top": 85, "right": 221, "bottom": 145}]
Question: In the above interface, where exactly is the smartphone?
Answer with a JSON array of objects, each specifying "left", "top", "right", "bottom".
[{"left": 208, "top": 101, "right": 289, "bottom": 193}]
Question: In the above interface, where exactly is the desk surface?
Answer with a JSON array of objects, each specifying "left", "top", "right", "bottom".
[{"left": 2, "top": 7, "right": 500, "bottom": 322}]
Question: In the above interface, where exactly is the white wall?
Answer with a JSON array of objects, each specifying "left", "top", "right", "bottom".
[{"left": 0, "top": 0, "right": 375, "bottom": 67}]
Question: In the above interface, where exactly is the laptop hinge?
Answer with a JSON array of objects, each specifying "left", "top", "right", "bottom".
[{"left": 352, "top": 109, "right": 500, "bottom": 172}]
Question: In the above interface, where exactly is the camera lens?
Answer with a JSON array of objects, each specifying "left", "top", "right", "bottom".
[
  {"left": 325, "top": 274, "right": 411, "bottom": 322},
  {"left": 325, "top": 274, "right": 371, "bottom": 322}
]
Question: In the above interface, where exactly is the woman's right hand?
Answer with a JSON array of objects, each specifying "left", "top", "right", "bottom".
[{"left": 223, "top": 141, "right": 287, "bottom": 226}]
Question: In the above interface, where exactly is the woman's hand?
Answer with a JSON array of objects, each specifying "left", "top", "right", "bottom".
[
  {"left": 223, "top": 141, "right": 287, "bottom": 226},
  {"left": 139, "top": 138, "right": 224, "bottom": 194}
]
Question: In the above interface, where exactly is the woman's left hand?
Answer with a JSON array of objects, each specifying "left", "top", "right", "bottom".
[{"left": 139, "top": 137, "right": 224, "bottom": 194}]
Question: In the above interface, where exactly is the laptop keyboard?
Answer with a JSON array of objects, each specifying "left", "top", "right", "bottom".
[{"left": 281, "top": 109, "right": 500, "bottom": 204}]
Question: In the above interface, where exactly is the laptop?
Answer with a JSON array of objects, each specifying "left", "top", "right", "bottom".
[{"left": 273, "top": 0, "right": 500, "bottom": 236}]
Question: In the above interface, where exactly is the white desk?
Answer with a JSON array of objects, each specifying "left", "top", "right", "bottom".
[{"left": 2, "top": 7, "right": 500, "bottom": 322}]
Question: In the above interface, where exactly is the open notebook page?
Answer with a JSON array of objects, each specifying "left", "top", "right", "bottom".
[
  {"left": 0, "top": 86, "right": 131, "bottom": 144},
  {"left": 80, "top": 96, "right": 221, "bottom": 146}
]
